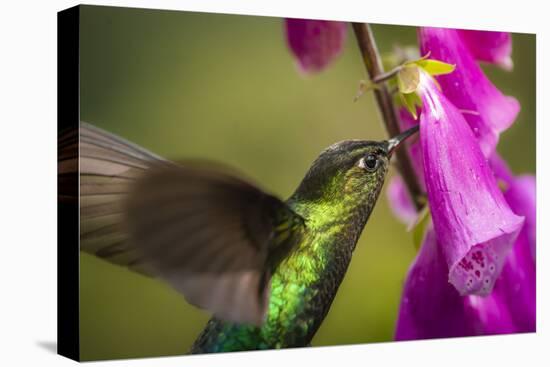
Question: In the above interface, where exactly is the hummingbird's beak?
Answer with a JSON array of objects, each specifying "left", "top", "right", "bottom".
[{"left": 386, "top": 125, "right": 419, "bottom": 157}]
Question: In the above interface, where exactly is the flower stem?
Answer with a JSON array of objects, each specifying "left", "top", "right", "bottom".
[
  {"left": 372, "top": 66, "right": 402, "bottom": 84},
  {"left": 352, "top": 22, "right": 424, "bottom": 210}
]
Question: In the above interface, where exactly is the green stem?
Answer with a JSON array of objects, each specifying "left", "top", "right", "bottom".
[
  {"left": 352, "top": 22, "right": 424, "bottom": 210},
  {"left": 372, "top": 66, "right": 402, "bottom": 84}
]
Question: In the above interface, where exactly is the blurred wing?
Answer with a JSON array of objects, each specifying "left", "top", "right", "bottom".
[
  {"left": 125, "top": 162, "right": 305, "bottom": 325},
  {"left": 58, "top": 122, "right": 305, "bottom": 325},
  {"left": 58, "top": 122, "right": 169, "bottom": 275}
]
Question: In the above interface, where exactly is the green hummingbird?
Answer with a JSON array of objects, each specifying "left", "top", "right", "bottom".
[{"left": 58, "top": 122, "right": 418, "bottom": 354}]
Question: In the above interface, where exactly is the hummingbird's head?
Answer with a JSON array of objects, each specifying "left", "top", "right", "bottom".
[{"left": 291, "top": 126, "right": 418, "bottom": 226}]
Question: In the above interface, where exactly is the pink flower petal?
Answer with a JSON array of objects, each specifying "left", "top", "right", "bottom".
[
  {"left": 463, "top": 291, "right": 516, "bottom": 335},
  {"left": 488, "top": 153, "right": 515, "bottom": 184},
  {"left": 458, "top": 30, "right": 513, "bottom": 70},
  {"left": 284, "top": 19, "right": 347, "bottom": 74},
  {"left": 505, "top": 175, "right": 536, "bottom": 260},
  {"left": 419, "top": 27, "right": 520, "bottom": 157},
  {"left": 490, "top": 154, "right": 536, "bottom": 260},
  {"left": 387, "top": 175, "right": 417, "bottom": 227},
  {"left": 492, "top": 227, "right": 536, "bottom": 332},
  {"left": 387, "top": 109, "right": 425, "bottom": 227},
  {"left": 489, "top": 154, "right": 536, "bottom": 332},
  {"left": 395, "top": 227, "right": 517, "bottom": 340},
  {"left": 397, "top": 108, "right": 425, "bottom": 188},
  {"left": 418, "top": 71, "right": 524, "bottom": 296},
  {"left": 395, "top": 228, "right": 471, "bottom": 340}
]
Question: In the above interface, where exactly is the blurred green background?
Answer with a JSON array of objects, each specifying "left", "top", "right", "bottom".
[{"left": 78, "top": 5, "right": 536, "bottom": 361}]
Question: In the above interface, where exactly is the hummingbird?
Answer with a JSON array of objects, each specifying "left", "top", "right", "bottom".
[{"left": 58, "top": 122, "right": 418, "bottom": 354}]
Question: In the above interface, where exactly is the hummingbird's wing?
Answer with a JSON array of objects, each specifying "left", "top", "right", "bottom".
[
  {"left": 59, "top": 122, "right": 168, "bottom": 275},
  {"left": 59, "top": 122, "right": 305, "bottom": 325},
  {"left": 125, "top": 162, "right": 305, "bottom": 326}
]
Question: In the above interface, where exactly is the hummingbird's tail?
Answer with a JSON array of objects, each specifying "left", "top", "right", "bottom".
[{"left": 58, "top": 122, "right": 168, "bottom": 275}]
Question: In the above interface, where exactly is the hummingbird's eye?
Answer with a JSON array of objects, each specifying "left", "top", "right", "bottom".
[{"left": 358, "top": 154, "right": 379, "bottom": 172}]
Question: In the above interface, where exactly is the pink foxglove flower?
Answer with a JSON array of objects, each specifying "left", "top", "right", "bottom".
[
  {"left": 458, "top": 30, "right": 513, "bottom": 70},
  {"left": 419, "top": 27, "right": 519, "bottom": 156},
  {"left": 284, "top": 19, "right": 347, "bottom": 74},
  {"left": 395, "top": 155, "right": 535, "bottom": 339},
  {"left": 395, "top": 228, "right": 469, "bottom": 340},
  {"left": 417, "top": 70, "right": 524, "bottom": 296},
  {"left": 395, "top": 227, "right": 518, "bottom": 340},
  {"left": 489, "top": 154, "right": 536, "bottom": 332}
]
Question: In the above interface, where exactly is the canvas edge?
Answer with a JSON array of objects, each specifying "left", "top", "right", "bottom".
[{"left": 57, "top": 4, "right": 81, "bottom": 362}]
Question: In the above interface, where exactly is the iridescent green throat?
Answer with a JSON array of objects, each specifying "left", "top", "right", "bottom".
[{"left": 190, "top": 168, "right": 386, "bottom": 353}]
